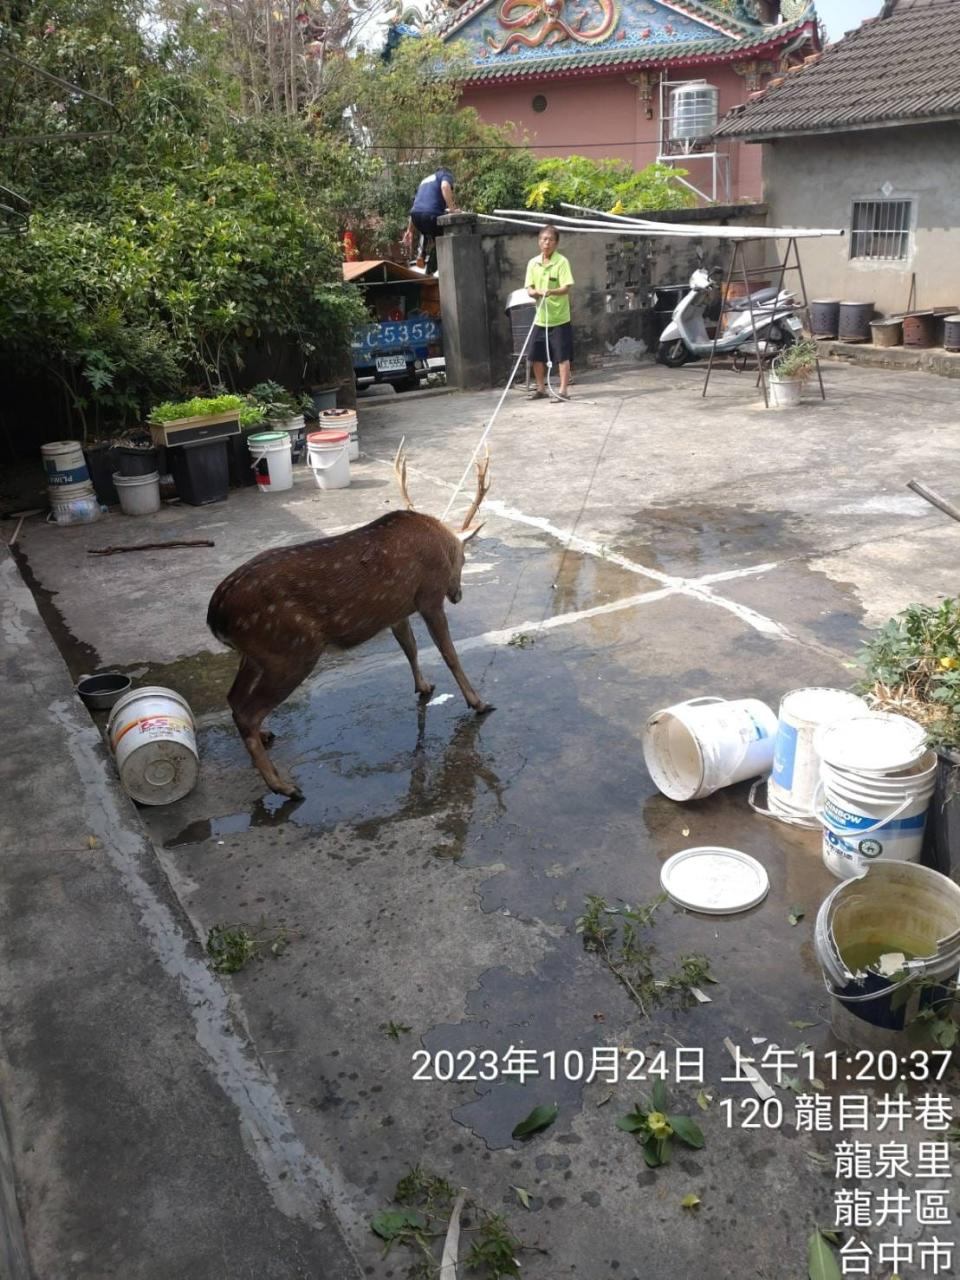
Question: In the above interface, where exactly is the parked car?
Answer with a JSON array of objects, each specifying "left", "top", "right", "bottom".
[{"left": 344, "top": 259, "right": 444, "bottom": 393}]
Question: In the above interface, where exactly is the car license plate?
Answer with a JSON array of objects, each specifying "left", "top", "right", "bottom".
[{"left": 376, "top": 354, "right": 407, "bottom": 373}]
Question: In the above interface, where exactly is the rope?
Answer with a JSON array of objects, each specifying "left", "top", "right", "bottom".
[{"left": 440, "top": 306, "right": 539, "bottom": 523}]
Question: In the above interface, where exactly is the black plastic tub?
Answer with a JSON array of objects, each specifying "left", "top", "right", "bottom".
[
  {"left": 83, "top": 443, "right": 119, "bottom": 506},
  {"left": 116, "top": 444, "right": 159, "bottom": 477},
  {"left": 169, "top": 440, "right": 229, "bottom": 505},
  {"left": 921, "top": 747, "right": 960, "bottom": 884}
]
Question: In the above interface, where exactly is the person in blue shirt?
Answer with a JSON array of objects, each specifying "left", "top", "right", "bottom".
[{"left": 401, "top": 168, "right": 457, "bottom": 272}]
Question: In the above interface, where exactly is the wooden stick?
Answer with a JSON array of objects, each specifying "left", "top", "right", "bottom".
[
  {"left": 87, "top": 539, "right": 215, "bottom": 556},
  {"left": 907, "top": 480, "right": 960, "bottom": 525},
  {"left": 7, "top": 515, "right": 26, "bottom": 546}
]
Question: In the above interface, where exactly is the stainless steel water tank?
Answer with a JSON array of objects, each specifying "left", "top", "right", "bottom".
[{"left": 669, "top": 82, "right": 719, "bottom": 143}]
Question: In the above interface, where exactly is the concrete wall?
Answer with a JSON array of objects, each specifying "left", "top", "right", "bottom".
[
  {"left": 436, "top": 205, "right": 769, "bottom": 389},
  {"left": 460, "top": 65, "right": 761, "bottom": 202},
  {"left": 759, "top": 122, "right": 960, "bottom": 315}
]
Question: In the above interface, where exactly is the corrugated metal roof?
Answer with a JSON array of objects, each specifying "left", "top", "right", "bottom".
[
  {"left": 342, "top": 260, "right": 431, "bottom": 282},
  {"left": 716, "top": 0, "right": 960, "bottom": 137}
]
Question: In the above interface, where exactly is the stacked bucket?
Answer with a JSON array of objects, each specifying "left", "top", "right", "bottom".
[
  {"left": 814, "top": 713, "right": 936, "bottom": 879},
  {"left": 42, "top": 440, "right": 101, "bottom": 525}
]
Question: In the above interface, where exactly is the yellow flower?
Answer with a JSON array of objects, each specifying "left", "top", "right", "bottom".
[
  {"left": 939, "top": 656, "right": 958, "bottom": 670},
  {"left": 647, "top": 1111, "right": 673, "bottom": 1138}
]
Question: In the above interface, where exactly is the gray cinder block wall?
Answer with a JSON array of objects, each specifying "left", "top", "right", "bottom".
[{"left": 436, "top": 205, "right": 769, "bottom": 389}]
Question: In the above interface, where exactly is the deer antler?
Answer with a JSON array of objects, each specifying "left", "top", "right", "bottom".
[
  {"left": 393, "top": 438, "right": 414, "bottom": 510},
  {"left": 459, "top": 447, "right": 491, "bottom": 532}
]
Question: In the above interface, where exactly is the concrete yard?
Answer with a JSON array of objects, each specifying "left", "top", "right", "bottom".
[{"left": 3, "top": 359, "right": 960, "bottom": 1278}]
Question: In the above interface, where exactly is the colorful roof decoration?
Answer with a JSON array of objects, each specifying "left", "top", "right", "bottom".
[
  {"left": 438, "top": 0, "right": 818, "bottom": 84},
  {"left": 717, "top": 0, "right": 960, "bottom": 138}
]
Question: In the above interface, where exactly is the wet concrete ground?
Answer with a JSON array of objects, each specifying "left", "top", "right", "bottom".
[{"left": 9, "top": 360, "right": 960, "bottom": 1277}]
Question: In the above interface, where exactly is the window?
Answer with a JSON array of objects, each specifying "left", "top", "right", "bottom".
[
  {"left": 850, "top": 198, "right": 913, "bottom": 261},
  {"left": 532, "top": 94, "right": 547, "bottom": 113}
]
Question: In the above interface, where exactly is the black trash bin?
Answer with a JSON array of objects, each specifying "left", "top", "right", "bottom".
[
  {"left": 169, "top": 439, "right": 229, "bottom": 505},
  {"left": 651, "top": 284, "right": 687, "bottom": 343}
]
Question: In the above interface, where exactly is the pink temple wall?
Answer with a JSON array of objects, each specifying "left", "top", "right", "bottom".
[{"left": 460, "top": 64, "right": 763, "bottom": 203}]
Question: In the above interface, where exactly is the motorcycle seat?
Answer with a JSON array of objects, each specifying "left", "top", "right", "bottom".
[{"left": 723, "top": 286, "right": 780, "bottom": 310}]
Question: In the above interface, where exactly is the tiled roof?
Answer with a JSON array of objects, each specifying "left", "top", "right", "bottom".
[
  {"left": 716, "top": 0, "right": 960, "bottom": 137},
  {"left": 455, "top": 12, "right": 817, "bottom": 84}
]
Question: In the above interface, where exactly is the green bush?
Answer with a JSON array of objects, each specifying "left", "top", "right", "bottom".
[{"left": 525, "top": 156, "right": 695, "bottom": 215}]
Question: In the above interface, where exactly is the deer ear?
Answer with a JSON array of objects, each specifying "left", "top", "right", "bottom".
[{"left": 457, "top": 523, "right": 484, "bottom": 545}]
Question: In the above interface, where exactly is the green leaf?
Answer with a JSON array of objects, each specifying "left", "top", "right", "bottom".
[
  {"left": 511, "top": 1185, "right": 532, "bottom": 1210},
  {"left": 666, "top": 1113, "right": 704, "bottom": 1149},
  {"left": 651, "top": 1079, "right": 669, "bottom": 1111},
  {"left": 819, "top": 1229, "right": 842, "bottom": 1247},
  {"left": 680, "top": 1193, "right": 701, "bottom": 1209},
  {"left": 696, "top": 1089, "right": 713, "bottom": 1111},
  {"left": 641, "top": 1135, "right": 662, "bottom": 1167},
  {"left": 616, "top": 1108, "right": 647, "bottom": 1134},
  {"left": 807, "top": 1226, "right": 843, "bottom": 1280},
  {"left": 788, "top": 906, "right": 805, "bottom": 927},
  {"left": 512, "top": 1102, "right": 559, "bottom": 1140},
  {"left": 371, "top": 1208, "right": 426, "bottom": 1241},
  {"left": 788, "top": 1019, "right": 818, "bottom": 1029}
]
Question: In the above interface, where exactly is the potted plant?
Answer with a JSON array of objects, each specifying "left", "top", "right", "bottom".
[
  {"left": 246, "top": 382, "right": 314, "bottom": 463},
  {"left": 148, "top": 394, "right": 245, "bottom": 505},
  {"left": 768, "top": 338, "right": 819, "bottom": 408},
  {"left": 859, "top": 598, "right": 960, "bottom": 881}
]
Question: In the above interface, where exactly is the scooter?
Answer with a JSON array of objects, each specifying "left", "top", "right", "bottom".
[{"left": 656, "top": 266, "right": 804, "bottom": 367}]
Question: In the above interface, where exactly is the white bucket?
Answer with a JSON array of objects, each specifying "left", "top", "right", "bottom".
[
  {"left": 816, "top": 766, "right": 936, "bottom": 880},
  {"left": 49, "top": 480, "right": 101, "bottom": 525},
  {"left": 114, "top": 470, "right": 161, "bottom": 516},
  {"left": 643, "top": 695, "right": 778, "bottom": 802},
  {"left": 107, "top": 685, "right": 198, "bottom": 805},
  {"left": 42, "top": 439, "right": 90, "bottom": 489},
  {"left": 280, "top": 415, "right": 306, "bottom": 464},
  {"left": 320, "top": 408, "right": 359, "bottom": 461},
  {"left": 768, "top": 375, "right": 802, "bottom": 408},
  {"left": 307, "top": 429, "right": 351, "bottom": 490},
  {"left": 766, "top": 688, "right": 866, "bottom": 826},
  {"left": 814, "top": 861, "right": 960, "bottom": 1050},
  {"left": 248, "top": 431, "right": 293, "bottom": 493}
]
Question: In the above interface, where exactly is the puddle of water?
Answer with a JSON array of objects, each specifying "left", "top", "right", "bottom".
[{"left": 616, "top": 502, "right": 804, "bottom": 577}]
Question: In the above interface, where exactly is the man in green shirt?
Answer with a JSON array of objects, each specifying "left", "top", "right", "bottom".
[{"left": 524, "top": 224, "right": 574, "bottom": 402}]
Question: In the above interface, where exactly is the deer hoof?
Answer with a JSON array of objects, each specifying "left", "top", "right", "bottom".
[
  {"left": 417, "top": 683, "right": 436, "bottom": 700},
  {"left": 260, "top": 729, "right": 276, "bottom": 747},
  {"left": 474, "top": 702, "right": 496, "bottom": 715},
  {"left": 271, "top": 778, "right": 303, "bottom": 800}
]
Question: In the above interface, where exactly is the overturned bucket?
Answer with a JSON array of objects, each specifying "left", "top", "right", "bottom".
[
  {"left": 643, "top": 696, "right": 777, "bottom": 802},
  {"left": 107, "top": 685, "right": 198, "bottom": 805},
  {"left": 815, "top": 861, "right": 960, "bottom": 1050}
]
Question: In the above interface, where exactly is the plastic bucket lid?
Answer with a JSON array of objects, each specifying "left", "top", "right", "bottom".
[
  {"left": 814, "top": 712, "right": 928, "bottom": 774},
  {"left": 660, "top": 846, "right": 769, "bottom": 914},
  {"left": 307, "top": 429, "right": 349, "bottom": 445},
  {"left": 248, "top": 431, "right": 289, "bottom": 445}
]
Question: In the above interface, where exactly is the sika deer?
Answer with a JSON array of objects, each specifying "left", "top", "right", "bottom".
[{"left": 207, "top": 447, "right": 493, "bottom": 798}]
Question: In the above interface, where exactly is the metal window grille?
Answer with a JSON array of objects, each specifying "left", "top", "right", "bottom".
[{"left": 850, "top": 199, "right": 912, "bottom": 261}]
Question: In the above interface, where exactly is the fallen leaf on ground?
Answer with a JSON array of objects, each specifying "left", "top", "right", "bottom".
[
  {"left": 696, "top": 1090, "right": 713, "bottom": 1111},
  {"left": 512, "top": 1102, "right": 559, "bottom": 1140},
  {"left": 680, "top": 1193, "right": 701, "bottom": 1209},
  {"left": 788, "top": 1019, "right": 817, "bottom": 1030},
  {"left": 511, "top": 1185, "right": 532, "bottom": 1210},
  {"left": 788, "top": 906, "right": 805, "bottom": 927},
  {"left": 439, "top": 1190, "right": 466, "bottom": 1279},
  {"left": 807, "top": 1226, "right": 843, "bottom": 1280}
]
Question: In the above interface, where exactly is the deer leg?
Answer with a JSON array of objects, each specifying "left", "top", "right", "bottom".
[
  {"left": 391, "top": 618, "right": 435, "bottom": 699},
  {"left": 228, "top": 651, "right": 320, "bottom": 798},
  {"left": 227, "top": 659, "right": 276, "bottom": 747},
  {"left": 419, "top": 605, "right": 494, "bottom": 714}
]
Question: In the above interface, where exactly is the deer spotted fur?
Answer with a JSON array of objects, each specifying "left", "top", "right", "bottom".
[{"left": 207, "top": 447, "right": 492, "bottom": 798}]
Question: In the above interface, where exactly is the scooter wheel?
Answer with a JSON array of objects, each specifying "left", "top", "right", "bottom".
[{"left": 656, "top": 339, "right": 691, "bottom": 367}]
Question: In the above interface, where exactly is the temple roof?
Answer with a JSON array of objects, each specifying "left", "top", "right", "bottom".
[
  {"left": 717, "top": 0, "right": 960, "bottom": 138},
  {"left": 438, "top": 0, "right": 818, "bottom": 85}
]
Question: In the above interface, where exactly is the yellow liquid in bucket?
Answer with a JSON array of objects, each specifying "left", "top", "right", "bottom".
[{"left": 840, "top": 942, "right": 917, "bottom": 973}]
